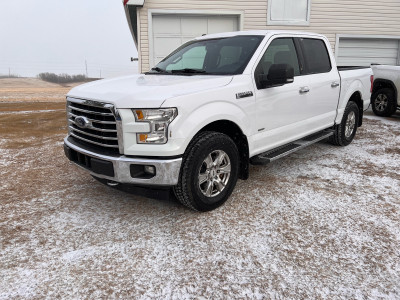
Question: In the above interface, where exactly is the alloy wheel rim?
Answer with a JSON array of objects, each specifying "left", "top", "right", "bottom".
[
  {"left": 375, "top": 94, "right": 388, "bottom": 112},
  {"left": 198, "top": 150, "right": 231, "bottom": 198},
  {"left": 345, "top": 111, "right": 356, "bottom": 138}
]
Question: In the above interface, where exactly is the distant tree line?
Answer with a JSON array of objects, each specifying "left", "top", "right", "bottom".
[{"left": 37, "top": 72, "right": 87, "bottom": 84}]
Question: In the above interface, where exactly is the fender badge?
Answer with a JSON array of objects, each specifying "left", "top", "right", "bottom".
[{"left": 236, "top": 91, "right": 253, "bottom": 99}]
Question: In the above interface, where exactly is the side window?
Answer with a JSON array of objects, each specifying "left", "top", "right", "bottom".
[
  {"left": 255, "top": 38, "right": 301, "bottom": 83},
  {"left": 301, "top": 38, "right": 332, "bottom": 74}
]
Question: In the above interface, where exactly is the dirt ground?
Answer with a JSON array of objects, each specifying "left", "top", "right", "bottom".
[
  {"left": 0, "top": 84, "right": 399, "bottom": 298},
  {"left": 0, "top": 78, "right": 83, "bottom": 102}
]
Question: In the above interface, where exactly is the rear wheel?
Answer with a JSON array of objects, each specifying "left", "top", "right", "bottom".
[
  {"left": 329, "top": 101, "right": 359, "bottom": 146},
  {"left": 174, "top": 131, "right": 239, "bottom": 211},
  {"left": 371, "top": 88, "right": 397, "bottom": 117}
]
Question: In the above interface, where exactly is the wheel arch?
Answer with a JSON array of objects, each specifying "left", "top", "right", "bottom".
[
  {"left": 372, "top": 78, "right": 397, "bottom": 102},
  {"left": 199, "top": 120, "right": 249, "bottom": 180},
  {"left": 336, "top": 78, "right": 368, "bottom": 127},
  {"left": 173, "top": 102, "right": 251, "bottom": 180},
  {"left": 348, "top": 91, "right": 364, "bottom": 127}
]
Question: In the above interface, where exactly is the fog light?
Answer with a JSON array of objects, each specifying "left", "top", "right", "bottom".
[{"left": 144, "top": 165, "right": 156, "bottom": 175}]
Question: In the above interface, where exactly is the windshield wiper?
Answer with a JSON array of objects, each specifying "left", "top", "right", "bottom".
[
  {"left": 149, "top": 67, "right": 168, "bottom": 73},
  {"left": 170, "top": 68, "right": 206, "bottom": 75}
]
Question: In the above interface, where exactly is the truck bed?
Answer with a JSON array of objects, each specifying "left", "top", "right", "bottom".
[{"left": 338, "top": 66, "right": 373, "bottom": 111}]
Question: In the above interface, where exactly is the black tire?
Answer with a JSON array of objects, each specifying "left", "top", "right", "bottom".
[
  {"left": 173, "top": 131, "right": 239, "bottom": 211},
  {"left": 371, "top": 88, "right": 397, "bottom": 117},
  {"left": 329, "top": 101, "right": 359, "bottom": 146}
]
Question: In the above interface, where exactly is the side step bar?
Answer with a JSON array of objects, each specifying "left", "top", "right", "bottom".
[{"left": 250, "top": 129, "right": 334, "bottom": 165}]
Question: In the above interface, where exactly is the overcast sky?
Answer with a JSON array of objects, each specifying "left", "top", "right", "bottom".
[{"left": 0, "top": 0, "right": 138, "bottom": 78}]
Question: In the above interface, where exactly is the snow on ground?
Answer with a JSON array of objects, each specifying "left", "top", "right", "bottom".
[
  {"left": 0, "top": 105, "right": 399, "bottom": 299},
  {"left": 0, "top": 109, "right": 65, "bottom": 115}
]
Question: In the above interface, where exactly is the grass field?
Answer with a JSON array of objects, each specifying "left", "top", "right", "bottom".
[{"left": 0, "top": 78, "right": 84, "bottom": 102}]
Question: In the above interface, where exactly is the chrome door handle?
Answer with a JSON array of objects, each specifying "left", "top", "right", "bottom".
[
  {"left": 331, "top": 82, "right": 340, "bottom": 88},
  {"left": 299, "top": 87, "right": 310, "bottom": 94}
]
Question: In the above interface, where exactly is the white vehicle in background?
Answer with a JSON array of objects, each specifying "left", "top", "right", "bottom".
[
  {"left": 64, "top": 31, "right": 373, "bottom": 211},
  {"left": 371, "top": 65, "right": 400, "bottom": 117}
]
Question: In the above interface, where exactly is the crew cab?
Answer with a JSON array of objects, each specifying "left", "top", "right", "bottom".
[
  {"left": 64, "top": 31, "right": 373, "bottom": 211},
  {"left": 371, "top": 65, "right": 400, "bottom": 117}
]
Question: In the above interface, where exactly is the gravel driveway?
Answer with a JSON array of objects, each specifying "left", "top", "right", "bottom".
[{"left": 1, "top": 102, "right": 399, "bottom": 299}]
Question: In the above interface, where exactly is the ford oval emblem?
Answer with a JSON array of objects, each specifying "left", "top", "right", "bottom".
[{"left": 75, "top": 116, "right": 90, "bottom": 129}]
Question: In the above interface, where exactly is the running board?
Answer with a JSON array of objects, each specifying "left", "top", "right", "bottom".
[{"left": 250, "top": 129, "right": 334, "bottom": 165}]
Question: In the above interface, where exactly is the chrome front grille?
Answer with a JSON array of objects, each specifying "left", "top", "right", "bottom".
[{"left": 67, "top": 98, "right": 120, "bottom": 153}]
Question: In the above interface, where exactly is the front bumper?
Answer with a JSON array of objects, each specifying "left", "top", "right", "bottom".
[{"left": 64, "top": 137, "right": 182, "bottom": 186}]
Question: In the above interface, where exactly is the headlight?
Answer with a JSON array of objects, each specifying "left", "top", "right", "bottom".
[{"left": 133, "top": 108, "right": 178, "bottom": 144}]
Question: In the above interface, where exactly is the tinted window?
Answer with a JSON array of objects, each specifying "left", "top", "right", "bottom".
[
  {"left": 255, "top": 38, "right": 300, "bottom": 77},
  {"left": 301, "top": 38, "right": 331, "bottom": 74},
  {"left": 218, "top": 46, "right": 242, "bottom": 68},
  {"left": 254, "top": 38, "right": 300, "bottom": 88},
  {"left": 153, "top": 35, "right": 264, "bottom": 75}
]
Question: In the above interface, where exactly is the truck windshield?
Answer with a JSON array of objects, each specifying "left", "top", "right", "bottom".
[{"left": 148, "top": 35, "right": 264, "bottom": 75}]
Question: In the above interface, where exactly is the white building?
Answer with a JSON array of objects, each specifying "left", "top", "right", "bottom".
[{"left": 124, "top": 0, "right": 400, "bottom": 73}]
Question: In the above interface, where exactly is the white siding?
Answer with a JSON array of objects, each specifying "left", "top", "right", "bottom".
[{"left": 136, "top": 0, "right": 400, "bottom": 72}]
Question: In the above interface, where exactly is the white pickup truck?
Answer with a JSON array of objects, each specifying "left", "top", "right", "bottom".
[
  {"left": 371, "top": 65, "right": 400, "bottom": 117},
  {"left": 64, "top": 31, "right": 373, "bottom": 211}
]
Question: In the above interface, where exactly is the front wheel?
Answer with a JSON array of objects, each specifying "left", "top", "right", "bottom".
[
  {"left": 174, "top": 131, "right": 239, "bottom": 211},
  {"left": 329, "top": 101, "right": 360, "bottom": 146}
]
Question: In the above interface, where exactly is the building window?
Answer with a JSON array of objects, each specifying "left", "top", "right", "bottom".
[{"left": 267, "top": 0, "right": 311, "bottom": 26}]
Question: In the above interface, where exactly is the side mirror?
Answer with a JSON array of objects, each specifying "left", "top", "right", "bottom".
[{"left": 258, "top": 64, "right": 294, "bottom": 89}]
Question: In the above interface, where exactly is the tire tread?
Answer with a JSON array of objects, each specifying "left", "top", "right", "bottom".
[
  {"left": 329, "top": 101, "right": 359, "bottom": 146},
  {"left": 173, "top": 131, "right": 238, "bottom": 211}
]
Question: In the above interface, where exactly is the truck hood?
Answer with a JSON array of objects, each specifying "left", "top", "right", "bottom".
[{"left": 67, "top": 74, "right": 233, "bottom": 108}]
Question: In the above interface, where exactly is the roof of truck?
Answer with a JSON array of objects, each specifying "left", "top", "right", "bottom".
[{"left": 195, "top": 30, "right": 326, "bottom": 40}]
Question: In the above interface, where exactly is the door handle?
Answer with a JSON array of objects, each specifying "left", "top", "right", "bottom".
[
  {"left": 331, "top": 82, "right": 340, "bottom": 88},
  {"left": 299, "top": 87, "right": 310, "bottom": 94}
]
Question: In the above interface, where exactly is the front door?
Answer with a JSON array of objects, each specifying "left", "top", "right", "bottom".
[{"left": 253, "top": 37, "right": 310, "bottom": 153}]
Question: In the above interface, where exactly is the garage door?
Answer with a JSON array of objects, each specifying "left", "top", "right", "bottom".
[
  {"left": 337, "top": 38, "right": 400, "bottom": 66},
  {"left": 152, "top": 15, "right": 239, "bottom": 66}
]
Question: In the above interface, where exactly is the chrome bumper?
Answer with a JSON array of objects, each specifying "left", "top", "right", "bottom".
[{"left": 64, "top": 137, "right": 182, "bottom": 186}]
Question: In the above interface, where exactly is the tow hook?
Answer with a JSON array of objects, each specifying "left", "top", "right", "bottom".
[{"left": 107, "top": 181, "right": 120, "bottom": 187}]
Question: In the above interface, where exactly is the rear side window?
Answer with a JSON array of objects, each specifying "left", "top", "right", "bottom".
[{"left": 301, "top": 38, "right": 331, "bottom": 74}]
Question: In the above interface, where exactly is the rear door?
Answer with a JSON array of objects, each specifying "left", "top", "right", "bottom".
[{"left": 297, "top": 37, "right": 340, "bottom": 129}]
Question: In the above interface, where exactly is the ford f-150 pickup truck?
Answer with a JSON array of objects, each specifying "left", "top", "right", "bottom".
[
  {"left": 371, "top": 65, "right": 400, "bottom": 117},
  {"left": 64, "top": 31, "right": 373, "bottom": 211}
]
